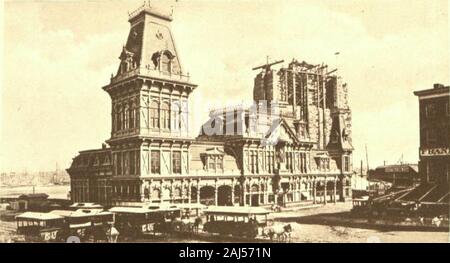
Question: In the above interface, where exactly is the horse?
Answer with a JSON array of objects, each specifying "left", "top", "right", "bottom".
[
  {"left": 192, "top": 216, "right": 203, "bottom": 235},
  {"left": 92, "top": 225, "right": 108, "bottom": 243},
  {"left": 263, "top": 223, "right": 293, "bottom": 242}
]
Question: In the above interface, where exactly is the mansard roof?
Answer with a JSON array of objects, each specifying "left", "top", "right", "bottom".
[{"left": 106, "top": 3, "right": 194, "bottom": 88}]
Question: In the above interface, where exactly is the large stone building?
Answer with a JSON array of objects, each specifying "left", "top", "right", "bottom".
[{"left": 67, "top": 3, "right": 353, "bottom": 207}]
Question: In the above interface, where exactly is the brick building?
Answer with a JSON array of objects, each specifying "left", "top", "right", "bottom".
[
  {"left": 394, "top": 84, "right": 450, "bottom": 209},
  {"left": 67, "top": 3, "right": 353, "bottom": 207},
  {"left": 414, "top": 84, "right": 450, "bottom": 184}
]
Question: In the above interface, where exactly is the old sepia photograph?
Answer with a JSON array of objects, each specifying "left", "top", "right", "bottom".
[{"left": 0, "top": 0, "right": 449, "bottom": 245}]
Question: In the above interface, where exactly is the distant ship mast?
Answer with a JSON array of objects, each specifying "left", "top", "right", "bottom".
[{"left": 365, "top": 144, "right": 370, "bottom": 173}]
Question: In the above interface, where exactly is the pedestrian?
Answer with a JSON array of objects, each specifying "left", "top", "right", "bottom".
[
  {"left": 419, "top": 216, "right": 424, "bottom": 226},
  {"left": 108, "top": 224, "right": 120, "bottom": 243},
  {"left": 432, "top": 216, "right": 441, "bottom": 228}
]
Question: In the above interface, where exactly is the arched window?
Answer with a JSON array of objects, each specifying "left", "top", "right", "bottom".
[
  {"left": 171, "top": 102, "right": 180, "bottom": 131},
  {"left": 180, "top": 101, "right": 189, "bottom": 132},
  {"left": 134, "top": 102, "right": 139, "bottom": 129},
  {"left": 114, "top": 105, "right": 120, "bottom": 132},
  {"left": 117, "top": 105, "right": 123, "bottom": 131},
  {"left": 160, "top": 53, "right": 172, "bottom": 73},
  {"left": 150, "top": 101, "right": 159, "bottom": 128},
  {"left": 124, "top": 105, "right": 129, "bottom": 130},
  {"left": 151, "top": 189, "right": 160, "bottom": 200},
  {"left": 129, "top": 102, "right": 135, "bottom": 129},
  {"left": 121, "top": 61, "right": 128, "bottom": 74},
  {"left": 161, "top": 101, "right": 170, "bottom": 130}
]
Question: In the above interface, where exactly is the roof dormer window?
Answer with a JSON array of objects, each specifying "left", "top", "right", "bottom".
[
  {"left": 201, "top": 148, "right": 225, "bottom": 173},
  {"left": 151, "top": 50, "right": 175, "bottom": 74}
]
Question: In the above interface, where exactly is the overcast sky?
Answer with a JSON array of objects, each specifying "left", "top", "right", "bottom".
[{"left": 1, "top": 0, "right": 449, "bottom": 172}]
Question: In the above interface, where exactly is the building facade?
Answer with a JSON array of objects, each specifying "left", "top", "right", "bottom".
[
  {"left": 386, "top": 84, "right": 449, "bottom": 212},
  {"left": 369, "top": 164, "right": 419, "bottom": 187},
  {"left": 67, "top": 3, "right": 353, "bottom": 207},
  {"left": 414, "top": 84, "right": 450, "bottom": 184}
]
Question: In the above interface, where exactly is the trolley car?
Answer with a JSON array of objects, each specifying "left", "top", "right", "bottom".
[
  {"left": 149, "top": 204, "right": 183, "bottom": 234},
  {"left": 109, "top": 206, "right": 163, "bottom": 236},
  {"left": 16, "top": 212, "right": 65, "bottom": 242},
  {"left": 50, "top": 209, "right": 114, "bottom": 241},
  {"left": 203, "top": 206, "right": 270, "bottom": 238}
]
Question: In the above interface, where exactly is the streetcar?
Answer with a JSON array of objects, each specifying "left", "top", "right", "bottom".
[
  {"left": 202, "top": 206, "right": 270, "bottom": 238},
  {"left": 16, "top": 212, "right": 65, "bottom": 242},
  {"left": 109, "top": 206, "right": 163, "bottom": 236},
  {"left": 49, "top": 209, "right": 114, "bottom": 241},
  {"left": 147, "top": 204, "right": 184, "bottom": 235}
]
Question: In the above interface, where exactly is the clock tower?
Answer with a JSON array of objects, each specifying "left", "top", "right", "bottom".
[{"left": 102, "top": 2, "right": 197, "bottom": 204}]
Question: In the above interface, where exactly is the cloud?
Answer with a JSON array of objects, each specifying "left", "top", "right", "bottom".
[{"left": 1, "top": 0, "right": 448, "bottom": 171}]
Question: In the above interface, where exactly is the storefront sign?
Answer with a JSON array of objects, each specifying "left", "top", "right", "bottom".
[{"left": 420, "top": 148, "right": 450, "bottom": 156}]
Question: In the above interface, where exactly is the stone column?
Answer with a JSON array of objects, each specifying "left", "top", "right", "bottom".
[
  {"left": 333, "top": 178, "right": 337, "bottom": 204},
  {"left": 339, "top": 177, "right": 346, "bottom": 202},
  {"left": 170, "top": 182, "right": 174, "bottom": 203},
  {"left": 86, "top": 180, "right": 89, "bottom": 202},
  {"left": 197, "top": 183, "right": 201, "bottom": 204},
  {"left": 187, "top": 182, "right": 191, "bottom": 204},
  {"left": 313, "top": 178, "right": 317, "bottom": 204},
  {"left": 231, "top": 183, "right": 235, "bottom": 205},
  {"left": 288, "top": 180, "right": 293, "bottom": 203},
  {"left": 264, "top": 180, "right": 269, "bottom": 204},
  {"left": 148, "top": 182, "right": 153, "bottom": 203},
  {"left": 140, "top": 181, "right": 146, "bottom": 202},
  {"left": 249, "top": 183, "right": 253, "bottom": 206},
  {"left": 214, "top": 184, "right": 218, "bottom": 206},
  {"left": 156, "top": 185, "right": 161, "bottom": 200},
  {"left": 324, "top": 178, "right": 327, "bottom": 204}
]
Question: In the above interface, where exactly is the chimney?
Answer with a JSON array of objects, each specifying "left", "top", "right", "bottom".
[{"left": 433, "top": 83, "right": 444, "bottom": 89}]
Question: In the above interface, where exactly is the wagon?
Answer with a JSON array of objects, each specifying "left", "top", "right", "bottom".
[{"left": 202, "top": 206, "right": 270, "bottom": 238}]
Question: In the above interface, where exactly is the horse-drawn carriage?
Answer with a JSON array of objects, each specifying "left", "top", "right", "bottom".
[
  {"left": 16, "top": 212, "right": 65, "bottom": 242},
  {"left": 202, "top": 206, "right": 270, "bottom": 239}
]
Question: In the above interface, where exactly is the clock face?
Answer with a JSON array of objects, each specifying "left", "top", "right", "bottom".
[
  {"left": 132, "top": 30, "right": 138, "bottom": 39},
  {"left": 156, "top": 30, "right": 164, "bottom": 40}
]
